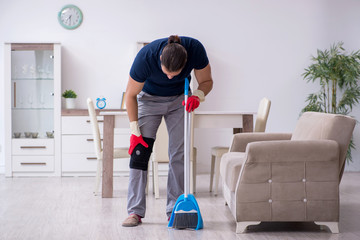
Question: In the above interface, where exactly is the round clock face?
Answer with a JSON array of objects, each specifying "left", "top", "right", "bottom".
[
  {"left": 96, "top": 98, "right": 106, "bottom": 109},
  {"left": 58, "top": 5, "right": 83, "bottom": 30}
]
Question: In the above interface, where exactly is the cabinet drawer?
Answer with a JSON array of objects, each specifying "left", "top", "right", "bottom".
[
  {"left": 62, "top": 154, "right": 130, "bottom": 172},
  {"left": 12, "top": 156, "right": 54, "bottom": 172},
  {"left": 62, "top": 135, "right": 130, "bottom": 154},
  {"left": 62, "top": 135, "right": 98, "bottom": 154},
  {"left": 12, "top": 139, "right": 54, "bottom": 155},
  {"left": 62, "top": 116, "right": 104, "bottom": 134},
  {"left": 62, "top": 154, "right": 98, "bottom": 172}
]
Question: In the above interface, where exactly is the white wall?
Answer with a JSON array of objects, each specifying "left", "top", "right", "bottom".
[{"left": 1, "top": 0, "right": 360, "bottom": 174}]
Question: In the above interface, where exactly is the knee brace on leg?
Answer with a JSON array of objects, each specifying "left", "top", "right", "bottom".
[{"left": 129, "top": 137, "right": 155, "bottom": 171}]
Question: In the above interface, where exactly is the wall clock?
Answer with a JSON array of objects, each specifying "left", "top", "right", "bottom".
[{"left": 58, "top": 5, "right": 83, "bottom": 30}]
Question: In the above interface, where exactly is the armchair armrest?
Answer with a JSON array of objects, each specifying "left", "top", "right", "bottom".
[
  {"left": 229, "top": 133, "right": 292, "bottom": 152},
  {"left": 246, "top": 140, "right": 340, "bottom": 163}
]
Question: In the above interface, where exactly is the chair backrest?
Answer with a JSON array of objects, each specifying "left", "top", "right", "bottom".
[
  {"left": 152, "top": 117, "right": 170, "bottom": 163},
  {"left": 254, "top": 97, "right": 271, "bottom": 132},
  {"left": 87, "top": 98, "right": 102, "bottom": 159},
  {"left": 292, "top": 111, "right": 356, "bottom": 181}
]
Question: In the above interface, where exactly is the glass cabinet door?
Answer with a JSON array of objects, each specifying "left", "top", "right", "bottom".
[{"left": 11, "top": 44, "right": 55, "bottom": 139}]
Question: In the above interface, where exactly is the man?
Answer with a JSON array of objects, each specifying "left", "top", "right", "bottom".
[{"left": 122, "top": 35, "right": 213, "bottom": 227}]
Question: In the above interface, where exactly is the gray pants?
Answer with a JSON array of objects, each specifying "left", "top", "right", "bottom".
[{"left": 127, "top": 91, "right": 184, "bottom": 218}]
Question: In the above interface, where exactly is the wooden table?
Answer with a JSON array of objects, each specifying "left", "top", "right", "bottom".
[{"left": 100, "top": 111, "right": 254, "bottom": 198}]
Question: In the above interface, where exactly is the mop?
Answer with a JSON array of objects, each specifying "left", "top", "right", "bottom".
[{"left": 168, "top": 77, "right": 203, "bottom": 230}]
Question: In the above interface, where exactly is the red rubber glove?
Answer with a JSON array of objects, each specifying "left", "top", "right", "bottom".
[
  {"left": 182, "top": 96, "right": 200, "bottom": 112},
  {"left": 128, "top": 134, "right": 148, "bottom": 155}
]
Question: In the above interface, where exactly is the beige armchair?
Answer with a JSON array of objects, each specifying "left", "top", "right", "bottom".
[{"left": 220, "top": 112, "right": 355, "bottom": 233}]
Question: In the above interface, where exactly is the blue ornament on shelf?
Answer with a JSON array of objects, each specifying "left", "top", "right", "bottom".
[{"left": 96, "top": 97, "right": 106, "bottom": 109}]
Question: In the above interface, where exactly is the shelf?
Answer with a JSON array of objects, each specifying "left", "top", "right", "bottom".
[
  {"left": 62, "top": 108, "right": 126, "bottom": 116},
  {"left": 11, "top": 78, "right": 54, "bottom": 81},
  {"left": 12, "top": 108, "right": 54, "bottom": 110},
  {"left": 12, "top": 137, "right": 54, "bottom": 140}
]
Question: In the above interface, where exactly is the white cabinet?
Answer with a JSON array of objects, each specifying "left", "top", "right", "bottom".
[
  {"left": 61, "top": 115, "right": 130, "bottom": 176},
  {"left": 4, "top": 43, "right": 61, "bottom": 177}
]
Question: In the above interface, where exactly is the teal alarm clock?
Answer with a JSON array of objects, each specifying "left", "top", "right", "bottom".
[{"left": 96, "top": 98, "right": 106, "bottom": 109}]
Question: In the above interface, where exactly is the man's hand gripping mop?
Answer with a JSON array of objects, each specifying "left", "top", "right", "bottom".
[{"left": 168, "top": 78, "right": 203, "bottom": 230}]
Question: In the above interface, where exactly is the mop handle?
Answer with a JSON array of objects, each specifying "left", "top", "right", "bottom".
[{"left": 184, "top": 78, "right": 190, "bottom": 198}]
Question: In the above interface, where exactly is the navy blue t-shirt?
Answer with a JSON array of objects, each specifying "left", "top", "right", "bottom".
[{"left": 130, "top": 36, "right": 209, "bottom": 96}]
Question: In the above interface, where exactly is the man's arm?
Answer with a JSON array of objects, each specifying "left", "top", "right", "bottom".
[
  {"left": 125, "top": 76, "right": 148, "bottom": 154},
  {"left": 182, "top": 63, "right": 213, "bottom": 112},
  {"left": 125, "top": 76, "right": 144, "bottom": 122},
  {"left": 194, "top": 63, "right": 213, "bottom": 97}
]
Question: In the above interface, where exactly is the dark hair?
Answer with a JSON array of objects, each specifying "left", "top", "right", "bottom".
[{"left": 161, "top": 35, "right": 187, "bottom": 72}]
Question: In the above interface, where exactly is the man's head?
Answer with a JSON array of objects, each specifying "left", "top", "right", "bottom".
[{"left": 160, "top": 35, "right": 187, "bottom": 79}]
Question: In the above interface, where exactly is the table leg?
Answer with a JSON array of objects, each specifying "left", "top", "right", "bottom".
[
  {"left": 242, "top": 114, "right": 254, "bottom": 132},
  {"left": 233, "top": 128, "right": 242, "bottom": 134},
  {"left": 102, "top": 115, "right": 114, "bottom": 198}
]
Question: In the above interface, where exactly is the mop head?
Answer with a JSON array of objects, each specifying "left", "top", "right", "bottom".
[{"left": 168, "top": 194, "right": 203, "bottom": 230}]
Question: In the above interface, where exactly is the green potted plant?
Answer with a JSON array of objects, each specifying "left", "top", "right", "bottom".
[
  {"left": 62, "top": 89, "right": 77, "bottom": 109},
  {"left": 301, "top": 42, "right": 360, "bottom": 163}
]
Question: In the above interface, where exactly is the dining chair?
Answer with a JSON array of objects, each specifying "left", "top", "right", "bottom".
[
  {"left": 209, "top": 97, "right": 271, "bottom": 195},
  {"left": 86, "top": 98, "right": 130, "bottom": 195},
  {"left": 152, "top": 116, "right": 197, "bottom": 198}
]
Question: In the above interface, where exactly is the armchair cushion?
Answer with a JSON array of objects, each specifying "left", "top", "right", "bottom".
[
  {"left": 239, "top": 140, "right": 339, "bottom": 184},
  {"left": 291, "top": 112, "right": 356, "bottom": 180},
  {"left": 220, "top": 152, "right": 245, "bottom": 191}
]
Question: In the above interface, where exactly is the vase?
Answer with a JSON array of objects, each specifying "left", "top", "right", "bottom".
[{"left": 65, "top": 98, "right": 76, "bottom": 109}]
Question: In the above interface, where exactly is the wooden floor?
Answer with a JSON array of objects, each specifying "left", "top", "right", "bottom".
[{"left": 0, "top": 173, "right": 360, "bottom": 240}]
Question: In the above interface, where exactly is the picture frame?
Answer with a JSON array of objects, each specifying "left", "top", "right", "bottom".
[{"left": 120, "top": 92, "right": 126, "bottom": 110}]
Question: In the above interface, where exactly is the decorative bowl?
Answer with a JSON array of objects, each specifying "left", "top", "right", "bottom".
[
  {"left": 24, "top": 132, "right": 32, "bottom": 138},
  {"left": 13, "top": 132, "right": 21, "bottom": 138},
  {"left": 46, "top": 131, "right": 54, "bottom": 138}
]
